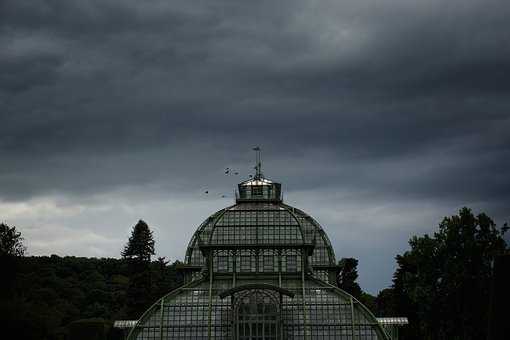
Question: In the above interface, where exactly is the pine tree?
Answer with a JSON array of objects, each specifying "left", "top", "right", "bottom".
[
  {"left": 121, "top": 220, "right": 155, "bottom": 262},
  {"left": 122, "top": 220, "right": 156, "bottom": 318}
]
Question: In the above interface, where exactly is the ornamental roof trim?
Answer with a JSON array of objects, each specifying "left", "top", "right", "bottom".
[{"left": 239, "top": 177, "right": 274, "bottom": 186}]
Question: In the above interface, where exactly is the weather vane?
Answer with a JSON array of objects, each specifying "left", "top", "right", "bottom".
[{"left": 252, "top": 146, "right": 262, "bottom": 179}]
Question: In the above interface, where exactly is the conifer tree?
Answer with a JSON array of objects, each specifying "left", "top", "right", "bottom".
[
  {"left": 121, "top": 220, "right": 155, "bottom": 262},
  {"left": 122, "top": 220, "right": 156, "bottom": 318}
]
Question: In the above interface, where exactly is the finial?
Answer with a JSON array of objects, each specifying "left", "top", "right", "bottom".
[{"left": 252, "top": 146, "right": 262, "bottom": 179}]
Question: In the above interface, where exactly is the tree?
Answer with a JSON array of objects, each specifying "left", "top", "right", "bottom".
[
  {"left": 375, "top": 288, "right": 397, "bottom": 317},
  {"left": 0, "top": 251, "right": 183, "bottom": 339},
  {"left": 359, "top": 291, "right": 377, "bottom": 313},
  {"left": 151, "top": 257, "right": 170, "bottom": 300},
  {"left": 121, "top": 220, "right": 155, "bottom": 262},
  {"left": 337, "top": 257, "right": 363, "bottom": 299},
  {"left": 121, "top": 220, "right": 156, "bottom": 318},
  {"left": 392, "top": 207, "right": 508, "bottom": 340},
  {"left": 0, "top": 223, "right": 26, "bottom": 256}
]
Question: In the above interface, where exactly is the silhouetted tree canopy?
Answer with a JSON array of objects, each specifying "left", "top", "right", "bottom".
[
  {"left": 0, "top": 219, "right": 184, "bottom": 340},
  {"left": 121, "top": 220, "right": 155, "bottom": 262},
  {"left": 375, "top": 288, "right": 397, "bottom": 317},
  {"left": 121, "top": 220, "right": 160, "bottom": 318},
  {"left": 0, "top": 255, "right": 183, "bottom": 340},
  {"left": 0, "top": 222, "right": 26, "bottom": 256},
  {"left": 391, "top": 207, "right": 508, "bottom": 340},
  {"left": 337, "top": 257, "right": 363, "bottom": 299}
]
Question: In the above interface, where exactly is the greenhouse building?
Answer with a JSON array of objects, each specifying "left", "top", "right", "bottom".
[{"left": 127, "top": 163, "right": 392, "bottom": 340}]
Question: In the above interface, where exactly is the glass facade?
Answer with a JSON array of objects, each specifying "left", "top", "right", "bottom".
[{"left": 127, "top": 175, "right": 389, "bottom": 340}]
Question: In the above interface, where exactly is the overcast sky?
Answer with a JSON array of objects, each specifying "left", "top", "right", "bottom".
[{"left": 1, "top": 0, "right": 509, "bottom": 294}]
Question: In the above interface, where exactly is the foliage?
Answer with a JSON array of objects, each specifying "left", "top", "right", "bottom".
[
  {"left": 391, "top": 207, "right": 508, "bottom": 340},
  {"left": 121, "top": 220, "right": 155, "bottom": 262},
  {"left": 337, "top": 257, "right": 363, "bottom": 299},
  {"left": 374, "top": 288, "right": 397, "bottom": 317},
  {"left": 68, "top": 318, "right": 108, "bottom": 340},
  {"left": 0, "top": 255, "right": 183, "bottom": 340},
  {"left": 0, "top": 222, "right": 26, "bottom": 256},
  {"left": 359, "top": 292, "right": 377, "bottom": 313}
]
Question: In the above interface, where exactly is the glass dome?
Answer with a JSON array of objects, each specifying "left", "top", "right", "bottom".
[
  {"left": 127, "top": 173, "right": 389, "bottom": 340},
  {"left": 183, "top": 192, "right": 338, "bottom": 283}
]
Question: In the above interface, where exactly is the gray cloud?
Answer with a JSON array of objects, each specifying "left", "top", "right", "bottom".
[{"left": 1, "top": 0, "right": 509, "bottom": 293}]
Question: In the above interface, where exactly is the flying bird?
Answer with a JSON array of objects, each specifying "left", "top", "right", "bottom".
[{"left": 225, "top": 167, "right": 241, "bottom": 175}]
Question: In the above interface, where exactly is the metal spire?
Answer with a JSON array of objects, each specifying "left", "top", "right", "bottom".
[{"left": 253, "top": 146, "right": 262, "bottom": 179}]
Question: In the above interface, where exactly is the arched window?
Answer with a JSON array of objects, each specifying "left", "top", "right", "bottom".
[{"left": 235, "top": 290, "right": 280, "bottom": 340}]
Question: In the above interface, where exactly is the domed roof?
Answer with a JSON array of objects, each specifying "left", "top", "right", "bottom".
[
  {"left": 128, "top": 158, "right": 390, "bottom": 340},
  {"left": 184, "top": 174, "right": 336, "bottom": 269}
]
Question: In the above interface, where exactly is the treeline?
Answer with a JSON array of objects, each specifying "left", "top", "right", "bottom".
[
  {"left": 334, "top": 208, "right": 508, "bottom": 340},
  {"left": 1, "top": 208, "right": 508, "bottom": 340},
  {"left": 0, "top": 221, "right": 183, "bottom": 340},
  {"left": 1, "top": 255, "right": 183, "bottom": 339},
  {"left": 376, "top": 208, "right": 507, "bottom": 340}
]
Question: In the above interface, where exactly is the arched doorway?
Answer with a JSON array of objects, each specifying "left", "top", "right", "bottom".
[{"left": 235, "top": 290, "right": 280, "bottom": 340}]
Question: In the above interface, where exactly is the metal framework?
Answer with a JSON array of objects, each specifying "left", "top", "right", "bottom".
[
  {"left": 375, "top": 318, "right": 408, "bottom": 340},
  {"left": 234, "top": 289, "right": 280, "bottom": 339},
  {"left": 127, "top": 172, "right": 390, "bottom": 340}
]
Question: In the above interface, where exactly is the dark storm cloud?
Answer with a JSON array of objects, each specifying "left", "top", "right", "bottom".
[
  {"left": 1, "top": 0, "right": 509, "bottom": 292},
  {"left": 1, "top": 0, "right": 509, "bottom": 200}
]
